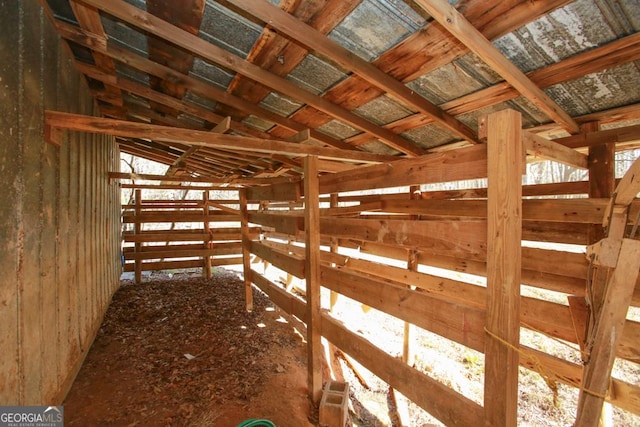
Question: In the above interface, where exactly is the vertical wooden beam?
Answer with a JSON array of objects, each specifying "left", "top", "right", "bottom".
[
  {"left": 329, "top": 193, "right": 339, "bottom": 312},
  {"left": 587, "top": 121, "right": 614, "bottom": 244},
  {"left": 484, "top": 109, "right": 523, "bottom": 427},
  {"left": 202, "top": 191, "right": 212, "bottom": 279},
  {"left": 134, "top": 189, "right": 142, "bottom": 284},
  {"left": 304, "top": 155, "right": 323, "bottom": 404},
  {"left": 239, "top": 189, "right": 253, "bottom": 311}
]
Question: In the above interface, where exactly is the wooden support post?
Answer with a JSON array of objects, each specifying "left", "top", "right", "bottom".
[
  {"left": 576, "top": 238, "right": 640, "bottom": 426},
  {"left": 202, "top": 191, "right": 212, "bottom": 279},
  {"left": 329, "top": 193, "right": 339, "bottom": 311},
  {"left": 239, "top": 189, "right": 253, "bottom": 311},
  {"left": 583, "top": 122, "right": 616, "bottom": 427},
  {"left": 134, "top": 189, "right": 142, "bottom": 284},
  {"left": 305, "top": 155, "right": 323, "bottom": 404},
  {"left": 484, "top": 109, "right": 523, "bottom": 427},
  {"left": 285, "top": 201, "right": 296, "bottom": 291}
]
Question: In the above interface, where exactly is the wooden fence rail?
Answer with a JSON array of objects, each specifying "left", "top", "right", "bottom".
[
  {"left": 239, "top": 111, "right": 640, "bottom": 425},
  {"left": 121, "top": 190, "right": 247, "bottom": 282}
]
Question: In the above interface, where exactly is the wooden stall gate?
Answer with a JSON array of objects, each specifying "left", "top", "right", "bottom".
[
  {"left": 122, "top": 187, "right": 257, "bottom": 282},
  {"left": 238, "top": 110, "right": 640, "bottom": 426}
]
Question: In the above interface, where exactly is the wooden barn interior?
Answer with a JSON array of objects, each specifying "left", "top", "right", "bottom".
[{"left": 2, "top": 0, "right": 640, "bottom": 425}]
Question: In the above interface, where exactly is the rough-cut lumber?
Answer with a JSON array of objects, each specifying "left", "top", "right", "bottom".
[
  {"left": 524, "top": 131, "right": 588, "bottom": 169},
  {"left": 484, "top": 109, "right": 523, "bottom": 427},
  {"left": 46, "top": 111, "right": 393, "bottom": 164},
  {"left": 252, "top": 238, "right": 640, "bottom": 415},
  {"left": 122, "top": 213, "right": 238, "bottom": 223},
  {"left": 134, "top": 189, "right": 142, "bottom": 283},
  {"left": 322, "top": 315, "right": 484, "bottom": 427},
  {"left": 53, "top": 18, "right": 356, "bottom": 151},
  {"left": 245, "top": 182, "right": 301, "bottom": 202},
  {"left": 304, "top": 156, "right": 323, "bottom": 403},
  {"left": 319, "top": 144, "right": 488, "bottom": 194},
  {"left": 555, "top": 124, "right": 640, "bottom": 150},
  {"left": 239, "top": 189, "right": 253, "bottom": 311},
  {"left": 576, "top": 239, "right": 640, "bottom": 426},
  {"left": 320, "top": 217, "right": 487, "bottom": 260},
  {"left": 249, "top": 269, "right": 307, "bottom": 322},
  {"left": 379, "top": 198, "right": 619, "bottom": 224},
  {"left": 321, "top": 266, "right": 487, "bottom": 351}
]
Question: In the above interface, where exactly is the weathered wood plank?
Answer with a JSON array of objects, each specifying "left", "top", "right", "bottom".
[
  {"left": 576, "top": 238, "right": 640, "bottom": 425},
  {"left": 484, "top": 109, "right": 523, "bottom": 426},
  {"left": 46, "top": 112, "right": 394, "bottom": 164},
  {"left": 239, "top": 189, "right": 253, "bottom": 311},
  {"left": 322, "top": 315, "right": 484, "bottom": 426},
  {"left": 320, "top": 217, "right": 487, "bottom": 260},
  {"left": 318, "top": 144, "right": 488, "bottom": 194},
  {"left": 304, "top": 156, "right": 323, "bottom": 403},
  {"left": 524, "top": 131, "right": 588, "bottom": 169}
]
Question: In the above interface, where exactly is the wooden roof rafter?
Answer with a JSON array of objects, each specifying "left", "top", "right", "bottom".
[
  {"left": 75, "top": 0, "right": 425, "bottom": 157},
  {"left": 224, "top": 0, "right": 480, "bottom": 145},
  {"left": 412, "top": 0, "right": 580, "bottom": 134},
  {"left": 54, "top": 18, "right": 357, "bottom": 151}
]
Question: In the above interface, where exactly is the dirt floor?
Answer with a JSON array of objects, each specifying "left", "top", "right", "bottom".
[
  {"left": 64, "top": 269, "right": 315, "bottom": 427},
  {"left": 63, "top": 267, "right": 639, "bottom": 426}
]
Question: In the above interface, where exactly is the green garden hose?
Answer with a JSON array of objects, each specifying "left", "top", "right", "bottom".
[{"left": 236, "top": 419, "right": 276, "bottom": 427}]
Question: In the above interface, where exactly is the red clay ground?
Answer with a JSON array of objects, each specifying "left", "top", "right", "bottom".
[
  {"left": 63, "top": 267, "right": 638, "bottom": 426},
  {"left": 63, "top": 269, "right": 315, "bottom": 427}
]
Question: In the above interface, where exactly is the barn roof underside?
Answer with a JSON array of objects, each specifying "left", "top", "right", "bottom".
[{"left": 43, "top": 0, "right": 640, "bottom": 181}]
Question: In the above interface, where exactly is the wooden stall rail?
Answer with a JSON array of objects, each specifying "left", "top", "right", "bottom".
[
  {"left": 121, "top": 189, "right": 255, "bottom": 282},
  {"left": 238, "top": 111, "right": 640, "bottom": 426}
]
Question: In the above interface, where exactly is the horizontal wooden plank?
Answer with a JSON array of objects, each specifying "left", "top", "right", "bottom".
[
  {"left": 250, "top": 270, "right": 307, "bottom": 322},
  {"left": 555, "top": 123, "right": 640, "bottom": 149},
  {"left": 123, "top": 229, "right": 253, "bottom": 241},
  {"left": 122, "top": 213, "right": 239, "bottom": 223},
  {"left": 124, "top": 246, "right": 241, "bottom": 260},
  {"left": 248, "top": 212, "right": 303, "bottom": 236},
  {"left": 320, "top": 217, "right": 487, "bottom": 260},
  {"left": 123, "top": 259, "right": 203, "bottom": 272},
  {"left": 418, "top": 181, "right": 590, "bottom": 200},
  {"left": 318, "top": 144, "right": 488, "bottom": 194},
  {"left": 321, "top": 266, "right": 487, "bottom": 351},
  {"left": 245, "top": 182, "right": 301, "bottom": 202},
  {"left": 249, "top": 240, "right": 305, "bottom": 278},
  {"left": 378, "top": 198, "right": 617, "bottom": 224},
  {"left": 522, "top": 221, "right": 590, "bottom": 245},
  {"left": 322, "top": 315, "right": 484, "bottom": 426},
  {"left": 47, "top": 111, "right": 394, "bottom": 163}
]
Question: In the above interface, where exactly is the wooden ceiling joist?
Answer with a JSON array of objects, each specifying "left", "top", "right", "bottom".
[
  {"left": 412, "top": 0, "right": 580, "bottom": 134},
  {"left": 77, "top": 0, "right": 425, "bottom": 157},
  {"left": 45, "top": 111, "right": 396, "bottom": 164}
]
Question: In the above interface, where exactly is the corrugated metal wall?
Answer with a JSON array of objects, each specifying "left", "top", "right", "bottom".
[{"left": 0, "top": 2, "right": 121, "bottom": 404}]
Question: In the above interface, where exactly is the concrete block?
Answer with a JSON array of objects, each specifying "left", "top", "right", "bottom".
[{"left": 319, "top": 381, "right": 349, "bottom": 427}]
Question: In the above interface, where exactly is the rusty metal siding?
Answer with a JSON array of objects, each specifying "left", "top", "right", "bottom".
[{"left": 0, "top": 2, "right": 121, "bottom": 405}]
